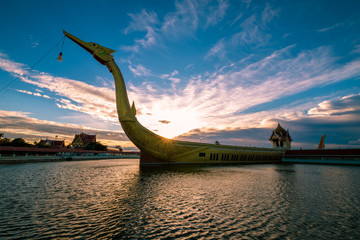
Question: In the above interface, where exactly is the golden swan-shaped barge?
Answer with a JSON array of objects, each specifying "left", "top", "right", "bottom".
[{"left": 63, "top": 31, "right": 284, "bottom": 164}]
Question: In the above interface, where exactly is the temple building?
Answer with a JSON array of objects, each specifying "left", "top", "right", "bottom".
[
  {"left": 38, "top": 139, "right": 65, "bottom": 148},
  {"left": 269, "top": 123, "right": 292, "bottom": 150},
  {"left": 70, "top": 132, "right": 96, "bottom": 148}
]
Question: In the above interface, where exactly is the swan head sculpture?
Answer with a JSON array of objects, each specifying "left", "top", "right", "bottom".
[{"left": 63, "top": 30, "right": 115, "bottom": 65}]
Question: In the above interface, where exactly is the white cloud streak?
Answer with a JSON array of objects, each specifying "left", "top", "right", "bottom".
[
  {"left": 205, "top": 0, "right": 229, "bottom": 27},
  {"left": 16, "top": 89, "right": 50, "bottom": 99},
  {"left": 205, "top": 38, "right": 226, "bottom": 60},
  {"left": 317, "top": 22, "right": 342, "bottom": 32},
  {"left": 0, "top": 54, "right": 118, "bottom": 123},
  {"left": 129, "top": 64, "right": 153, "bottom": 77},
  {"left": 232, "top": 14, "right": 271, "bottom": 46},
  {"left": 0, "top": 55, "right": 28, "bottom": 76},
  {"left": 261, "top": 3, "right": 279, "bottom": 25},
  {"left": 123, "top": 0, "right": 230, "bottom": 52},
  {"left": 308, "top": 94, "right": 360, "bottom": 116},
  {"left": 203, "top": 2, "right": 279, "bottom": 60}
]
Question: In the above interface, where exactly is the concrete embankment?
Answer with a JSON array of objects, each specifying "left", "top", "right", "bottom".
[{"left": 0, "top": 155, "right": 139, "bottom": 164}]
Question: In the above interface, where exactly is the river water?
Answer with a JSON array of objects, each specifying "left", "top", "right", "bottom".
[{"left": 0, "top": 159, "right": 359, "bottom": 239}]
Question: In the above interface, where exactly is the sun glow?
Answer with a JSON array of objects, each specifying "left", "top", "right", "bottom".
[{"left": 138, "top": 107, "right": 201, "bottom": 139}]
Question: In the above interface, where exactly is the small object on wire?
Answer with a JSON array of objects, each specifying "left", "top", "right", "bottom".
[
  {"left": 57, "top": 35, "right": 66, "bottom": 62},
  {"left": 57, "top": 52, "right": 63, "bottom": 61}
]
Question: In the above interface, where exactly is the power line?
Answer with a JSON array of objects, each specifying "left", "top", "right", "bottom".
[{"left": 0, "top": 36, "right": 65, "bottom": 97}]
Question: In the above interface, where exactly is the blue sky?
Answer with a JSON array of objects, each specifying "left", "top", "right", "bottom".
[{"left": 0, "top": 0, "right": 359, "bottom": 150}]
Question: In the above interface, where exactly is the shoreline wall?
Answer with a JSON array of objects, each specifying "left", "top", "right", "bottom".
[{"left": 0, "top": 155, "right": 139, "bottom": 164}]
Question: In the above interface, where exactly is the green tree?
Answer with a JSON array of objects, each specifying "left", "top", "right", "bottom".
[
  {"left": 84, "top": 142, "right": 108, "bottom": 151},
  {"left": 0, "top": 133, "right": 11, "bottom": 146},
  {"left": 115, "top": 145, "right": 123, "bottom": 152},
  {"left": 11, "top": 138, "right": 31, "bottom": 147}
]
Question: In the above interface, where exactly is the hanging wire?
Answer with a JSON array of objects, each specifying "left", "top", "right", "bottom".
[{"left": 0, "top": 35, "right": 65, "bottom": 97}]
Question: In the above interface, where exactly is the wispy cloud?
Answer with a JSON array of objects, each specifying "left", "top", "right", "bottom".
[
  {"left": 205, "top": 38, "right": 226, "bottom": 60},
  {"left": 126, "top": 44, "right": 360, "bottom": 138},
  {"left": 0, "top": 54, "right": 28, "bottom": 76},
  {"left": 349, "top": 138, "right": 360, "bottom": 145},
  {"left": 205, "top": 0, "right": 229, "bottom": 27},
  {"left": 308, "top": 94, "right": 360, "bottom": 116},
  {"left": 16, "top": 89, "right": 50, "bottom": 99},
  {"left": 232, "top": 14, "right": 270, "bottom": 46},
  {"left": 123, "top": 0, "right": 230, "bottom": 52},
  {"left": 21, "top": 74, "right": 118, "bottom": 122},
  {"left": 125, "top": 9, "right": 159, "bottom": 34},
  {"left": 160, "top": 70, "right": 181, "bottom": 84},
  {"left": 162, "top": 0, "right": 200, "bottom": 35},
  {"left": 353, "top": 44, "right": 360, "bottom": 54},
  {"left": 317, "top": 22, "right": 342, "bottom": 32},
  {"left": 261, "top": 3, "right": 279, "bottom": 25},
  {"left": 0, "top": 54, "right": 118, "bottom": 123},
  {"left": 129, "top": 64, "right": 153, "bottom": 77},
  {"left": 230, "top": 12, "right": 243, "bottom": 26},
  {"left": 123, "top": 9, "right": 160, "bottom": 50},
  {"left": 1, "top": 41, "right": 360, "bottom": 144},
  {"left": 228, "top": 3, "right": 278, "bottom": 48}
]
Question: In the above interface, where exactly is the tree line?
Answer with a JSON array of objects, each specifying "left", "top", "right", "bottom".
[{"left": 0, "top": 133, "right": 108, "bottom": 151}]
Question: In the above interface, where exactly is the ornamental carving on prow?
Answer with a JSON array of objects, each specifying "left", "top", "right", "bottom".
[{"left": 269, "top": 123, "right": 292, "bottom": 150}]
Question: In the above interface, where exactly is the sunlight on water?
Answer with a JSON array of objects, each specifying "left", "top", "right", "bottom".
[{"left": 0, "top": 160, "right": 359, "bottom": 239}]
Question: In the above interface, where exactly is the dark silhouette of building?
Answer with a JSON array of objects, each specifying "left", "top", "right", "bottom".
[{"left": 269, "top": 123, "right": 292, "bottom": 150}]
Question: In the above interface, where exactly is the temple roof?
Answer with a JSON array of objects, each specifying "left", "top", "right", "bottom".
[
  {"left": 71, "top": 132, "right": 96, "bottom": 146},
  {"left": 269, "top": 123, "right": 292, "bottom": 141},
  {"left": 39, "top": 139, "right": 65, "bottom": 148},
  {"left": 275, "top": 123, "right": 287, "bottom": 134}
]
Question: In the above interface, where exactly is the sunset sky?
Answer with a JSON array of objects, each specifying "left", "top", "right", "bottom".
[{"left": 0, "top": 0, "right": 359, "bottom": 150}]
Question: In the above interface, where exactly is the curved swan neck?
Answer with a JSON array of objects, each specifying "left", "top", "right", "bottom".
[{"left": 106, "top": 60, "right": 137, "bottom": 121}]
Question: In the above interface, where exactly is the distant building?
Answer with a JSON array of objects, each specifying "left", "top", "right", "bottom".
[
  {"left": 39, "top": 139, "right": 65, "bottom": 148},
  {"left": 269, "top": 123, "right": 292, "bottom": 150},
  {"left": 70, "top": 132, "right": 96, "bottom": 148}
]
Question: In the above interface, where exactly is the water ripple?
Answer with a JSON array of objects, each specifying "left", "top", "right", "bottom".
[{"left": 1, "top": 161, "right": 360, "bottom": 239}]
